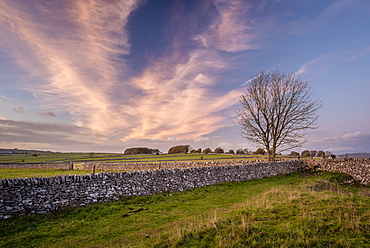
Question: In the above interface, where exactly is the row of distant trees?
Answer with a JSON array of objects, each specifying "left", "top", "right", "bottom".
[
  {"left": 124, "top": 145, "right": 274, "bottom": 155},
  {"left": 124, "top": 145, "right": 334, "bottom": 158},
  {"left": 124, "top": 146, "right": 258, "bottom": 155},
  {"left": 178, "top": 146, "right": 333, "bottom": 157},
  {"left": 168, "top": 145, "right": 265, "bottom": 155},
  {"left": 290, "top": 150, "right": 335, "bottom": 158}
]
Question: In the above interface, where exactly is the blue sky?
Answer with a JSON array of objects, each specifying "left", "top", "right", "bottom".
[{"left": 0, "top": 0, "right": 369, "bottom": 154}]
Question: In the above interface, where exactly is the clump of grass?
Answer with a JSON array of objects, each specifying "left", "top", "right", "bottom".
[{"left": 309, "top": 179, "right": 346, "bottom": 193}]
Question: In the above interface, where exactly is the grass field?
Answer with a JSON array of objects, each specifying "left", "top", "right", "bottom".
[
  {"left": 0, "top": 152, "right": 279, "bottom": 164},
  {"left": 0, "top": 153, "right": 291, "bottom": 180},
  {"left": 0, "top": 152, "right": 118, "bottom": 163},
  {"left": 0, "top": 168, "right": 98, "bottom": 179},
  {"left": 1, "top": 171, "right": 369, "bottom": 247}
]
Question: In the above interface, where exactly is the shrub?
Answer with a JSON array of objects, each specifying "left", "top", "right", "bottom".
[
  {"left": 317, "top": 151, "right": 325, "bottom": 158},
  {"left": 124, "top": 147, "right": 159, "bottom": 155},
  {"left": 228, "top": 149, "right": 235, "bottom": 154},
  {"left": 168, "top": 145, "right": 190, "bottom": 154},
  {"left": 310, "top": 150, "right": 317, "bottom": 157},
  {"left": 290, "top": 151, "right": 299, "bottom": 157},
  {"left": 301, "top": 150, "right": 310, "bottom": 157},
  {"left": 190, "top": 148, "right": 202, "bottom": 154},
  {"left": 236, "top": 148, "right": 245, "bottom": 154},
  {"left": 203, "top": 148, "right": 212, "bottom": 154},
  {"left": 255, "top": 148, "right": 265, "bottom": 155},
  {"left": 214, "top": 147, "right": 224, "bottom": 154}
]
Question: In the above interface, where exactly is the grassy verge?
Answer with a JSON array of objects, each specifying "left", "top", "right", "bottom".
[{"left": 1, "top": 171, "right": 369, "bottom": 247}]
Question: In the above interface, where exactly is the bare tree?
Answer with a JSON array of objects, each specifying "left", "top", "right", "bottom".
[{"left": 236, "top": 70, "right": 322, "bottom": 161}]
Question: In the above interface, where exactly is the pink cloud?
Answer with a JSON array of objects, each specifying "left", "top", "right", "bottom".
[
  {"left": 0, "top": 0, "right": 141, "bottom": 137},
  {"left": 194, "top": 0, "right": 272, "bottom": 52},
  {"left": 0, "top": 0, "right": 249, "bottom": 142}
]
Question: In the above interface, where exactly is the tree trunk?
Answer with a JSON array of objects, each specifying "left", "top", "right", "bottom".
[{"left": 268, "top": 147, "right": 276, "bottom": 161}]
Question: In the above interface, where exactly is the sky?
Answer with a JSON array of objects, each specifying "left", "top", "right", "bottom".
[{"left": 0, "top": 0, "right": 369, "bottom": 154}]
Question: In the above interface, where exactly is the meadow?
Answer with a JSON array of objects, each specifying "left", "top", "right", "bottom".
[
  {"left": 1, "top": 171, "right": 369, "bottom": 247},
  {"left": 0, "top": 152, "right": 258, "bottom": 164},
  {"left": 0, "top": 168, "right": 96, "bottom": 180}
]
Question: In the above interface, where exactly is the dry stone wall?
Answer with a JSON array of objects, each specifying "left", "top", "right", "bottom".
[
  {"left": 302, "top": 158, "right": 370, "bottom": 185},
  {"left": 0, "top": 161, "right": 301, "bottom": 220},
  {"left": 0, "top": 160, "right": 268, "bottom": 171},
  {"left": 0, "top": 163, "right": 70, "bottom": 170}
]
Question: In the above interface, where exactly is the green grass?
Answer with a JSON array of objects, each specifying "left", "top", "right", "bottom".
[
  {"left": 1, "top": 171, "right": 369, "bottom": 247},
  {"left": 0, "top": 152, "right": 118, "bottom": 163},
  {"left": 0, "top": 169, "right": 98, "bottom": 179},
  {"left": 0, "top": 152, "right": 283, "bottom": 164}
]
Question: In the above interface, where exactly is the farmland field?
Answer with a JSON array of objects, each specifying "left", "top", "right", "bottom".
[
  {"left": 0, "top": 168, "right": 96, "bottom": 179},
  {"left": 0, "top": 152, "right": 261, "bottom": 164}
]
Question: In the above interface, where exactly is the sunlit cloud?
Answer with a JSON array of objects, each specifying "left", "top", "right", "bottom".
[
  {"left": 343, "top": 131, "right": 361, "bottom": 139},
  {"left": 129, "top": 50, "right": 227, "bottom": 139},
  {"left": 0, "top": 0, "right": 141, "bottom": 138},
  {"left": 295, "top": 58, "right": 323, "bottom": 76},
  {"left": 0, "top": 0, "right": 259, "bottom": 145},
  {"left": 197, "top": 0, "right": 259, "bottom": 52},
  {"left": 295, "top": 52, "right": 341, "bottom": 76},
  {"left": 117, "top": 0, "right": 265, "bottom": 140}
]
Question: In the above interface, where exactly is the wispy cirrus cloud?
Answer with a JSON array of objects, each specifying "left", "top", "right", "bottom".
[
  {"left": 124, "top": 0, "right": 264, "bottom": 140},
  {"left": 351, "top": 45, "right": 370, "bottom": 61},
  {"left": 129, "top": 47, "right": 242, "bottom": 140},
  {"left": 195, "top": 0, "right": 269, "bottom": 52},
  {"left": 295, "top": 52, "right": 342, "bottom": 76},
  {"left": 0, "top": 0, "right": 266, "bottom": 145},
  {"left": 0, "top": 0, "right": 141, "bottom": 136}
]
